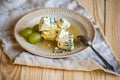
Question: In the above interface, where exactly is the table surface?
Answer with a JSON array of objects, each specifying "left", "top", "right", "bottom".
[{"left": 0, "top": 0, "right": 120, "bottom": 80}]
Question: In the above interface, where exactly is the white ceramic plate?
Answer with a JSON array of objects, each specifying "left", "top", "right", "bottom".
[{"left": 14, "top": 8, "right": 96, "bottom": 58}]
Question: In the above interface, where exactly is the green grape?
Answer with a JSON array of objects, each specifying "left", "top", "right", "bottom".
[
  {"left": 20, "top": 27, "right": 33, "bottom": 38},
  {"left": 28, "top": 32, "right": 41, "bottom": 44},
  {"left": 32, "top": 24, "right": 39, "bottom": 32}
]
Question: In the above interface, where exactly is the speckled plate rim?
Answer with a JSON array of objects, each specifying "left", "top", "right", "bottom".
[{"left": 14, "top": 8, "right": 96, "bottom": 58}]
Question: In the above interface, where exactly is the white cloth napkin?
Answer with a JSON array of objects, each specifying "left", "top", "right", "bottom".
[{"left": 0, "top": 0, "right": 120, "bottom": 76}]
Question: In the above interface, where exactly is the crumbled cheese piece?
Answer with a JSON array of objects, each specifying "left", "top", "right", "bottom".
[
  {"left": 57, "top": 18, "right": 70, "bottom": 30},
  {"left": 57, "top": 34, "right": 74, "bottom": 50},
  {"left": 39, "top": 17, "right": 57, "bottom": 31},
  {"left": 41, "top": 30, "right": 57, "bottom": 41},
  {"left": 54, "top": 47, "right": 65, "bottom": 53},
  {"left": 39, "top": 17, "right": 74, "bottom": 51},
  {"left": 56, "top": 30, "right": 69, "bottom": 41}
]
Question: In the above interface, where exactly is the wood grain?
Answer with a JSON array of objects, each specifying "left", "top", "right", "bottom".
[
  {"left": 105, "top": 73, "right": 119, "bottom": 80},
  {"left": 93, "top": 70, "right": 105, "bottom": 80},
  {"left": 0, "top": 0, "right": 120, "bottom": 80},
  {"left": 1, "top": 53, "right": 21, "bottom": 80},
  {"left": 0, "top": 69, "right": 1, "bottom": 80},
  {"left": 21, "top": 66, "right": 43, "bottom": 80},
  {"left": 105, "top": 0, "right": 120, "bottom": 61},
  {"left": 84, "top": 72, "right": 92, "bottom": 80},
  {"left": 42, "top": 68, "right": 63, "bottom": 80},
  {"left": 64, "top": 70, "right": 84, "bottom": 80},
  {"left": 84, "top": 70, "right": 105, "bottom": 80},
  {"left": 63, "top": 70, "right": 106, "bottom": 80},
  {"left": 105, "top": 0, "right": 120, "bottom": 79},
  {"left": 0, "top": 41, "right": 3, "bottom": 80},
  {"left": 78, "top": 0, "right": 105, "bottom": 31}
]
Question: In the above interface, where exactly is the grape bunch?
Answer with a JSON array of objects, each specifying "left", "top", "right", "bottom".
[{"left": 20, "top": 24, "right": 42, "bottom": 44}]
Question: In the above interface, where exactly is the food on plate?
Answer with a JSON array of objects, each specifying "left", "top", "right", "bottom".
[
  {"left": 39, "top": 17, "right": 57, "bottom": 31},
  {"left": 56, "top": 30, "right": 69, "bottom": 41},
  {"left": 32, "top": 24, "right": 39, "bottom": 32},
  {"left": 41, "top": 30, "right": 57, "bottom": 41},
  {"left": 54, "top": 47, "right": 65, "bottom": 53},
  {"left": 55, "top": 30, "right": 74, "bottom": 50},
  {"left": 56, "top": 18, "right": 70, "bottom": 30},
  {"left": 56, "top": 30, "right": 74, "bottom": 50},
  {"left": 20, "top": 27, "right": 33, "bottom": 38},
  {"left": 20, "top": 17, "right": 75, "bottom": 52},
  {"left": 28, "top": 32, "right": 42, "bottom": 44}
]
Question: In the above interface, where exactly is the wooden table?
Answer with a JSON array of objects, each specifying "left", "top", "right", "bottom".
[{"left": 0, "top": 0, "right": 120, "bottom": 80}]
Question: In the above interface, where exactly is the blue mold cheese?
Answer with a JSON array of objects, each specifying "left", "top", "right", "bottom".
[
  {"left": 39, "top": 17, "right": 74, "bottom": 51},
  {"left": 39, "top": 17, "right": 57, "bottom": 41},
  {"left": 39, "top": 17, "right": 57, "bottom": 31},
  {"left": 56, "top": 30, "right": 69, "bottom": 41},
  {"left": 41, "top": 30, "right": 57, "bottom": 41},
  {"left": 57, "top": 18, "right": 70, "bottom": 30},
  {"left": 56, "top": 30, "right": 74, "bottom": 50}
]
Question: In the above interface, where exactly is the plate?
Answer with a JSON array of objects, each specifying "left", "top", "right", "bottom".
[{"left": 14, "top": 8, "right": 96, "bottom": 58}]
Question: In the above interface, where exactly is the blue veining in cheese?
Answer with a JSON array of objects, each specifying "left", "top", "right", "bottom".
[
  {"left": 56, "top": 30, "right": 74, "bottom": 50},
  {"left": 39, "top": 17, "right": 74, "bottom": 51},
  {"left": 39, "top": 17, "right": 57, "bottom": 31}
]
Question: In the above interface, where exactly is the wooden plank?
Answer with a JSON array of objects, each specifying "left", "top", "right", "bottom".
[
  {"left": 21, "top": 66, "right": 43, "bottom": 80},
  {"left": 84, "top": 70, "right": 112, "bottom": 80},
  {"left": 105, "top": 0, "right": 120, "bottom": 61},
  {"left": 0, "top": 40, "right": 21, "bottom": 80},
  {"left": 0, "top": 68, "right": 2, "bottom": 80},
  {"left": 1, "top": 52, "right": 21, "bottom": 80},
  {"left": 84, "top": 71, "right": 105, "bottom": 80},
  {"left": 42, "top": 68, "right": 63, "bottom": 80},
  {"left": 64, "top": 70, "right": 105, "bottom": 80},
  {"left": 0, "top": 68, "right": 1, "bottom": 80},
  {"left": 105, "top": 73, "right": 119, "bottom": 80},
  {"left": 84, "top": 72, "right": 92, "bottom": 80},
  {"left": 92, "top": 70, "right": 105, "bottom": 80},
  {"left": 78, "top": 0, "right": 105, "bottom": 31},
  {"left": 64, "top": 70, "right": 84, "bottom": 80},
  {"left": 0, "top": 41, "right": 3, "bottom": 80},
  {"left": 105, "top": 0, "right": 120, "bottom": 79},
  {"left": 82, "top": 71, "right": 105, "bottom": 80}
]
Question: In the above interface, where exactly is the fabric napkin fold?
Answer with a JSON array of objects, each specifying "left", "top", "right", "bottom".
[{"left": 0, "top": 0, "right": 120, "bottom": 76}]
